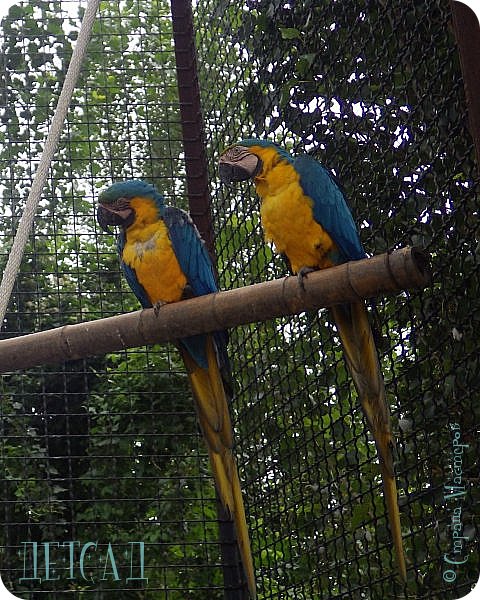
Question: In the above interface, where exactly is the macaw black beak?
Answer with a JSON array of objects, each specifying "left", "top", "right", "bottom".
[
  {"left": 218, "top": 152, "right": 263, "bottom": 185},
  {"left": 218, "top": 162, "right": 251, "bottom": 184},
  {"left": 97, "top": 204, "right": 134, "bottom": 233}
]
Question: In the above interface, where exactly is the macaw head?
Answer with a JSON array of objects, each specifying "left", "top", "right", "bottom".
[
  {"left": 97, "top": 179, "right": 164, "bottom": 233},
  {"left": 218, "top": 138, "right": 292, "bottom": 185}
]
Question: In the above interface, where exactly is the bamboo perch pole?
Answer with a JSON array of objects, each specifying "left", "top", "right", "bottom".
[{"left": 0, "top": 246, "right": 430, "bottom": 374}]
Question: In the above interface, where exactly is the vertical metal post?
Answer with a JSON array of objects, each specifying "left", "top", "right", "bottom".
[
  {"left": 170, "top": 1, "right": 248, "bottom": 598},
  {"left": 170, "top": 0, "right": 216, "bottom": 258},
  {"left": 451, "top": 1, "right": 480, "bottom": 171}
]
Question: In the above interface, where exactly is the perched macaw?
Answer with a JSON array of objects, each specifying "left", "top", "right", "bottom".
[
  {"left": 96, "top": 180, "right": 256, "bottom": 598},
  {"left": 218, "top": 140, "right": 406, "bottom": 580}
]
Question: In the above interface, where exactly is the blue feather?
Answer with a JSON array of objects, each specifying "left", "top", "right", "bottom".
[
  {"left": 163, "top": 207, "right": 218, "bottom": 297},
  {"left": 237, "top": 138, "right": 293, "bottom": 163},
  {"left": 100, "top": 180, "right": 164, "bottom": 214},
  {"left": 293, "top": 155, "right": 366, "bottom": 262},
  {"left": 163, "top": 207, "right": 229, "bottom": 370},
  {"left": 232, "top": 142, "right": 364, "bottom": 262},
  {"left": 102, "top": 179, "right": 228, "bottom": 372}
]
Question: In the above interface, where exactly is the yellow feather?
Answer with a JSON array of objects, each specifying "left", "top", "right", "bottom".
[
  {"left": 122, "top": 199, "right": 187, "bottom": 304},
  {"left": 331, "top": 303, "right": 406, "bottom": 580},
  {"left": 248, "top": 146, "right": 336, "bottom": 271},
  {"left": 179, "top": 336, "right": 256, "bottom": 598},
  {"left": 249, "top": 153, "right": 406, "bottom": 580},
  {"left": 122, "top": 198, "right": 256, "bottom": 594}
]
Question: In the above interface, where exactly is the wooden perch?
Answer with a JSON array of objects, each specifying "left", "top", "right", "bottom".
[{"left": 0, "top": 246, "right": 430, "bottom": 374}]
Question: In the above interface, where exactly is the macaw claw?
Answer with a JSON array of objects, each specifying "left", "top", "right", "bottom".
[
  {"left": 297, "top": 266, "right": 316, "bottom": 291},
  {"left": 153, "top": 300, "right": 166, "bottom": 316}
]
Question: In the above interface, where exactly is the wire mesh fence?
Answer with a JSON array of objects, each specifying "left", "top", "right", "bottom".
[
  {"left": 195, "top": 1, "right": 479, "bottom": 597},
  {"left": 0, "top": 0, "right": 479, "bottom": 599},
  {"left": 0, "top": 1, "right": 225, "bottom": 597}
]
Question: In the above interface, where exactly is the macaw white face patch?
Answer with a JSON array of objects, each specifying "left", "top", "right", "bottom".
[{"left": 219, "top": 146, "right": 262, "bottom": 180}]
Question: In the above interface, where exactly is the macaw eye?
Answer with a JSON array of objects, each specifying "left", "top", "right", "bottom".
[
  {"left": 226, "top": 146, "right": 250, "bottom": 161},
  {"left": 113, "top": 196, "right": 130, "bottom": 209}
]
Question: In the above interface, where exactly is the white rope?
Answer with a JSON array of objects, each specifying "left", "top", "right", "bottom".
[{"left": 0, "top": 0, "right": 101, "bottom": 328}]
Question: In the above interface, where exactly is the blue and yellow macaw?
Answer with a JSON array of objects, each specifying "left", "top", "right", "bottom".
[
  {"left": 218, "top": 140, "right": 406, "bottom": 580},
  {"left": 96, "top": 180, "right": 256, "bottom": 597}
]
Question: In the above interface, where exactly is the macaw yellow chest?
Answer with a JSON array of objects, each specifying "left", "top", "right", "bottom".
[
  {"left": 257, "top": 175, "right": 336, "bottom": 274},
  {"left": 122, "top": 220, "right": 187, "bottom": 304}
]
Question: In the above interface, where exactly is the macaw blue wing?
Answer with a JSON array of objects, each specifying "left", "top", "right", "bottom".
[
  {"left": 117, "top": 231, "right": 151, "bottom": 308},
  {"left": 163, "top": 207, "right": 218, "bottom": 297},
  {"left": 163, "top": 207, "right": 229, "bottom": 373},
  {"left": 294, "top": 154, "right": 366, "bottom": 262}
]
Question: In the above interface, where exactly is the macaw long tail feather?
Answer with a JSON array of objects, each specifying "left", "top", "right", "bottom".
[
  {"left": 381, "top": 462, "right": 407, "bottom": 581},
  {"left": 330, "top": 301, "right": 407, "bottom": 581},
  {"left": 180, "top": 335, "right": 256, "bottom": 598}
]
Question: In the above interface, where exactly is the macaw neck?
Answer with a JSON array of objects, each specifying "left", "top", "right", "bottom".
[
  {"left": 125, "top": 196, "right": 163, "bottom": 238},
  {"left": 253, "top": 156, "right": 298, "bottom": 199}
]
